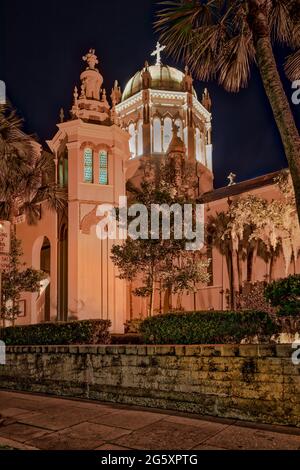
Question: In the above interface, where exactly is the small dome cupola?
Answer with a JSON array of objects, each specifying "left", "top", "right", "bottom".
[
  {"left": 115, "top": 42, "right": 213, "bottom": 172},
  {"left": 122, "top": 42, "right": 197, "bottom": 102}
]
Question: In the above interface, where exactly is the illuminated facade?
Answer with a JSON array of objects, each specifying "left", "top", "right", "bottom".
[
  {"left": 115, "top": 49, "right": 213, "bottom": 191},
  {"left": 15, "top": 46, "right": 298, "bottom": 331}
]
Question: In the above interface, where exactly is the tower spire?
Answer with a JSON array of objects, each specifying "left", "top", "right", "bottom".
[{"left": 70, "top": 50, "right": 112, "bottom": 123}]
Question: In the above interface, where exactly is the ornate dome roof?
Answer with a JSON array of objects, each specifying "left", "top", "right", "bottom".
[{"left": 122, "top": 64, "right": 197, "bottom": 102}]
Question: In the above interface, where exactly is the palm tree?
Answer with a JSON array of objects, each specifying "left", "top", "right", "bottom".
[
  {"left": 0, "top": 104, "right": 66, "bottom": 325},
  {"left": 156, "top": 0, "right": 300, "bottom": 221},
  {"left": 0, "top": 104, "right": 66, "bottom": 225},
  {"left": 206, "top": 211, "right": 236, "bottom": 308}
]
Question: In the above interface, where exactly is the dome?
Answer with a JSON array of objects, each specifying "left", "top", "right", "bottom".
[{"left": 122, "top": 64, "right": 197, "bottom": 101}]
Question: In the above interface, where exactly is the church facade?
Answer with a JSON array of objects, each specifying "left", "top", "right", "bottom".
[{"left": 14, "top": 47, "right": 300, "bottom": 332}]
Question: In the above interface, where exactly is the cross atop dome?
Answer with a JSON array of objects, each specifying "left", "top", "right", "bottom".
[{"left": 151, "top": 41, "right": 166, "bottom": 66}]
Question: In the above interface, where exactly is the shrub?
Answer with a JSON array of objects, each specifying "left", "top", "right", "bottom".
[
  {"left": 0, "top": 320, "right": 111, "bottom": 346},
  {"left": 140, "top": 310, "right": 279, "bottom": 345},
  {"left": 124, "top": 319, "right": 143, "bottom": 334},
  {"left": 235, "top": 281, "right": 275, "bottom": 314},
  {"left": 111, "top": 334, "right": 143, "bottom": 345},
  {"left": 264, "top": 275, "right": 300, "bottom": 316}
]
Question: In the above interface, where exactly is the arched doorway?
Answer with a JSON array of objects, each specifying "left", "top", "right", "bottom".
[{"left": 40, "top": 237, "right": 51, "bottom": 322}]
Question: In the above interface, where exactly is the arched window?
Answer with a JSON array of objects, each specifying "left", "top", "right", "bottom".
[
  {"left": 163, "top": 117, "right": 173, "bottom": 152},
  {"left": 195, "top": 128, "right": 202, "bottom": 162},
  {"left": 175, "top": 119, "right": 183, "bottom": 140},
  {"left": 84, "top": 148, "right": 93, "bottom": 183},
  {"left": 183, "top": 127, "right": 188, "bottom": 152},
  {"left": 153, "top": 117, "right": 162, "bottom": 153},
  {"left": 99, "top": 150, "right": 108, "bottom": 185},
  {"left": 59, "top": 149, "right": 68, "bottom": 188},
  {"left": 128, "top": 123, "right": 136, "bottom": 158},
  {"left": 137, "top": 120, "right": 143, "bottom": 156}
]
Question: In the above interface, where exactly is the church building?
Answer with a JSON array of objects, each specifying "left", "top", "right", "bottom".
[{"left": 15, "top": 46, "right": 300, "bottom": 332}]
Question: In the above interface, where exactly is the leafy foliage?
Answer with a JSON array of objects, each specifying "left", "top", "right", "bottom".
[
  {"left": 264, "top": 274, "right": 300, "bottom": 316},
  {"left": 0, "top": 104, "right": 66, "bottom": 225},
  {"left": 140, "top": 310, "right": 279, "bottom": 344},
  {"left": 227, "top": 171, "right": 300, "bottom": 276},
  {"left": 155, "top": 0, "right": 299, "bottom": 91},
  {"left": 207, "top": 171, "right": 300, "bottom": 308},
  {"left": 111, "top": 153, "right": 210, "bottom": 316},
  {"left": 0, "top": 319, "right": 111, "bottom": 345},
  {"left": 1, "top": 234, "right": 44, "bottom": 323},
  {"left": 155, "top": 1, "right": 300, "bottom": 224},
  {"left": 235, "top": 281, "right": 275, "bottom": 313}
]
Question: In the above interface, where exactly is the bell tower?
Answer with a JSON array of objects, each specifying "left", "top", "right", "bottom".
[{"left": 47, "top": 50, "right": 130, "bottom": 333}]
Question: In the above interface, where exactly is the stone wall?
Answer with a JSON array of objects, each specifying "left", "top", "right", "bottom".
[{"left": 0, "top": 344, "right": 299, "bottom": 427}]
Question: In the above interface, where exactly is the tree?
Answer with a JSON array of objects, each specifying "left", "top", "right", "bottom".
[
  {"left": 208, "top": 170, "right": 300, "bottom": 308},
  {"left": 111, "top": 151, "right": 210, "bottom": 317},
  {"left": 0, "top": 104, "right": 66, "bottom": 325},
  {"left": 155, "top": 0, "right": 300, "bottom": 221},
  {"left": 206, "top": 211, "right": 236, "bottom": 308},
  {"left": 1, "top": 234, "right": 44, "bottom": 326},
  {"left": 0, "top": 104, "right": 66, "bottom": 225}
]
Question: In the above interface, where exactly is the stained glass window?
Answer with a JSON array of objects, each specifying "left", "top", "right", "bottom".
[
  {"left": 99, "top": 150, "right": 108, "bottom": 185},
  {"left": 84, "top": 148, "right": 93, "bottom": 183}
]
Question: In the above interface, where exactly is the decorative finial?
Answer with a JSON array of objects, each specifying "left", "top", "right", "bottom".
[
  {"left": 183, "top": 65, "right": 193, "bottom": 92},
  {"left": 80, "top": 82, "right": 86, "bottom": 99},
  {"left": 227, "top": 172, "right": 237, "bottom": 186},
  {"left": 59, "top": 108, "right": 64, "bottom": 123},
  {"left": 202, "top": 88, "right": 212, "bottom": 111},
  {"left": 144, "top": 60, "right": 149, "bottom": 70},
  {"left": 73, "top": 86, "right": 78, "bottom": 102},
  {"left": 101, "top": 88, "right": 110, "bottom": 109},
  {"left": 82, "top": 48, "right": 99, "bottom": 70},
  {"left": 111, "top": 80, "right": 122, "bottom": 106},
  {"left": 151, "top": 41, "right": 166, "bottom": 66}
]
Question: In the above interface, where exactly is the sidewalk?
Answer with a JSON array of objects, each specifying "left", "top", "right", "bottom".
[{"left": 0, "top": 390, "right": 300, "bottom": 450}]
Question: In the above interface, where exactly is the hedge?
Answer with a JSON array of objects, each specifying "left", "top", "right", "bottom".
[
  {"left": 140, "top": 310, "right": 279, "bottom": 345},
  {"left": 0, "top": 320, "right": 111, "bottom": 346},
  {"left": 264, "top": 274, "right": 300, "bottom": 316}
]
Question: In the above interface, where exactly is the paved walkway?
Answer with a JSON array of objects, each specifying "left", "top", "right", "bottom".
[{"left": 0, "top": 390, "right": 300, "bottom": 450}]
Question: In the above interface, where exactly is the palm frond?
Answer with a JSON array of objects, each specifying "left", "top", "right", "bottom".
[
  {"left": 217, "top": 32, "right": 255, "bottom": 92},
  {"left": 155, "top": 0, "right": 216, "bottom": 62},
  {"left": 31, "top": 184, "right": 67, "bottom": 213},
  {"left": 185, "top": 23, "right": 228, "bottom": 80},
  {"left": 284, "top": 47, "right": 300, "bottom": 81},
  {"left": 269, "top": 0, "right": 295, "bottom": 45},
  {"left": 155, "top": 1, "right": 256, "bottom": 89},
  {"left": 22, "top": 201, "right": 41, "bottom": 226}
]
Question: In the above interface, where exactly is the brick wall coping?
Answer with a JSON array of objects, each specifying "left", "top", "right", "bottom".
[{"left": 4, "top": 343, "right": 294, "bottom": 358}]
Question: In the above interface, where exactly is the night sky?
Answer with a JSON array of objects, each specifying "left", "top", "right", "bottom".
[{"left": 1, "top": 0, "right": 299, "bottom": 188}]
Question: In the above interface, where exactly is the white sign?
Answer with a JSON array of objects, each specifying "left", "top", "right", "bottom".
[{"left": 0, "top": 221, "right": 11, "bottom": 255}]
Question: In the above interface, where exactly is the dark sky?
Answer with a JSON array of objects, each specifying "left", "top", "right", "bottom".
[{"left": 0, "top": 0, "right": 299, "bottom": 188}]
